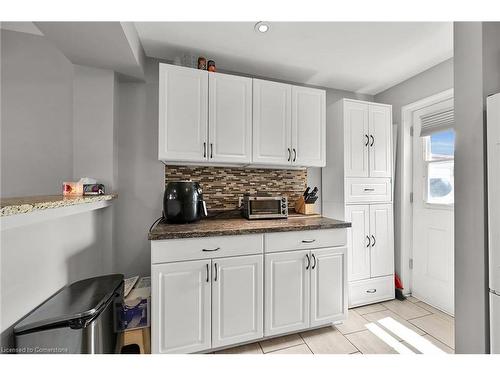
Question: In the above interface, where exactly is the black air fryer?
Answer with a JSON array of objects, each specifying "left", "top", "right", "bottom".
[{"left": 163, "top": 181, "right": 208, "bottom": 223}]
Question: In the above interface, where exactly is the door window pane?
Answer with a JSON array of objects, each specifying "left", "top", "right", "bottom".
[
  {"left": 427, "top": 160, "right": 454, "bottom": 204},
  {"left": 426, "top": 129, "right": 455, "bottom": 160}
]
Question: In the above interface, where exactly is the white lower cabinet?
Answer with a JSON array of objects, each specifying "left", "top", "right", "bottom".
[
  {"left": 212, "top": 255, "right": 263, "bottom": 348},
  {"left": 310, "top": 248, "right": 347, "bottom": 327},
  {"left": 265, "top": 247, "right": 347, "bottom": 336},
  {"left": 151, "top": 229, "right": 347, "bottom": 353},
  {"left": 265, "top": 250, "right": 310, "bottom": 336},
  {"left": 152, "top": 260, "right": 211, "bottom": 354}
]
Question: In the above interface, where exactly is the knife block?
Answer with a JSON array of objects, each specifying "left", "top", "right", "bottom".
[{"left": 294, "top": 197, "right": 316, "bottom": 215}]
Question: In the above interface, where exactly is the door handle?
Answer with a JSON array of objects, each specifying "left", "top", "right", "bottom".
[
  {"left": 366, "top": 235, "right": 371, "bottom": 247},
  {"left": 312, "top": 253, "right": 317, "bottom": 269},
  {"left": 203, "top": 142, "right": 207, "bottom": 158},
  {"left": 202, "top": 247, "right": 220, "bottom": 252},
  {"left": 366, "top": 289, "right": 377, "bottom": 294},
  {"left": 302, "top": 239, "right": 316, "bottom": 244},
  {"left": 305, "top": 254, "right": 310, "bottom": 270},
  {"left": 287, "top": 148, "right": 291, "bottom": 161},
  {"left": 371, "top": 235, "right": 376, "bottom": 246},
  {"left": 370, "top": 135, "right": 374, "bottom": 147},
  {"left": 293, "top": 148, "right": 297, "bottom": 162},
  {"left": 210, "top": 143, "right": 213, "bottom": 158},
  {"left": 214, "top": 263, "right": 218, "bottom": 282},
  {"left": 365, "top": 134, "right": 369, "bottom": 146},
  {"left": 206, "top": 263, "right": 209, "bottom": 283}
]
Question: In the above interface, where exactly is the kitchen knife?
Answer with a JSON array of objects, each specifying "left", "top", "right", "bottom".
[
  {"left": 306, "top": 196, "right": 318, "bottom": 204},
  {"left": 303, "top": 187, "right": 311, "bottom": 197}
]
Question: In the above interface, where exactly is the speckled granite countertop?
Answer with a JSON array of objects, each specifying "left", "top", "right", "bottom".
[
  {"left": 148, "top": 215, "right": 350, "bottom": 240},
  {"left": 0, "top": 194, "right": 117, "bottom": 216}
]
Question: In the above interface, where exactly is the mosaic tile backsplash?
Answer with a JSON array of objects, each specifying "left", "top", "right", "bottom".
[{"left": 165, "top": 166, "right": 307, "bottom": 210}]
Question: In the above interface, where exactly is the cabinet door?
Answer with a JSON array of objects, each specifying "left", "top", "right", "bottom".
[
  {"left": 209, "top": 72, "right": 252, "bottom": 163},
  {"left": 212, "top": 255, "right": 263, "bottom": 348},
  {"left": 291, "top": 86, "right": 326, "bottom": 167},
  {"left": 252, "top": 79, "right": 292, "bottom": 165},
  {"left": 152, "top": 260, "right": 211, "bottom": 354},
  {"left": 264, "top": 250, "right": 310, "bottom": 336},
  {"left": 369, "top": 104, "right": 392, "bottom": 177},
  {"left": 158, "top": 64, "right": 208, "bottom": 162},
  {"left": 344, "top": 101, "right": 369, "bottom": 177},
  {"left": 310, "top": 247, "right": 347, "bottom": 327},
  {"left": 369, "top": 204, "right": 394, "bottom": 278},
  {"left": 345, "top": 205, "right": 371, "bottom": 281}
]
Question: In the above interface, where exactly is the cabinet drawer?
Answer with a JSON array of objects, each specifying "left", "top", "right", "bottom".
[
  {"left": 265, "top": 229, "right": 346, "bottom": 253},
  {"left": 345, "top": 178, "right": 392, "bottom": 203},
  {"left": 348, "top": 275, "right": 394, "bottom": 307},
  {"left": 151, "top": 234, "right": 263, "bottom": 263}
]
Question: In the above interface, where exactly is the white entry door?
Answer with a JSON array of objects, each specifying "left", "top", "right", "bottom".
[{"left": 412, "top": 99, "right": 455, "bottom": 315}]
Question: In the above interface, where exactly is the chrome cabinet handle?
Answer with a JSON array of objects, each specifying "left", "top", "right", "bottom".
[
  {"left": 302, "top": 239, "right": 316, "bottom": 243},
  {"left": 214, "top": 263, "right": 218, "bottom": 282},
  {"left": 293, "top": 148, "right": 297, "bottom": 162},
  {"left": 312, "top": 253, "right": 317, "bottom": 269},
  {"left": 206, "top": 263, "right": 209, "bottom": 283},
  {"left": 210, "top": 143, "right": 213, "bottom": 158},
  {"left": 371, "top": 235, "right": 376, "bottom": 246},
  {"left": 364, "top": 188, "right": 375, "bottom": 192},
  {"left": 366, "top": 235, "right": 371, "bottom": 247},
  {"left": 287, "top": 148, "right": 291, "bottom": 161},
  {"left": 203, "top": 142, "right": 207, "bottom": 158},
  {"left": 305, "top": 254, "right": 310, "bottom": 270},
  {"left": 366, "top": 289, "right": 377, "bottom": 294},
  {"left": 365, "top": 134, "right": 369, "bottom": 146},
  {"left": 202, "top": 247, "right": 220, "bottom": 252},
  {"left": 370, "top": 135, "right": 374, "bottom": 147}
]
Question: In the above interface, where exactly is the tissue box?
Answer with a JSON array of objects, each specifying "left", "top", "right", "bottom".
[
  {"left": 62, "top": 182, "right": 83, "bottom": 196},
  {"left": 117, "top": 277, "right": 151, "bottom": 332},
  {"left": 83, "top": 184, "right": 105, "bottom": 196}
]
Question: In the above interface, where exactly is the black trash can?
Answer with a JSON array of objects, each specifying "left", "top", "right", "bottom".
[{"left": 13, "top": 274, "right": 124, "bottom": 354}]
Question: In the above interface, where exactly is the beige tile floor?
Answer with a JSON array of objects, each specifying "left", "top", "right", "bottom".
[{"left": 214, "top": 296, "right": 455, "bottom": 354}]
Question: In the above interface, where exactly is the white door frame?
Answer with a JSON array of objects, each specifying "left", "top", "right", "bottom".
[{"left": 399, "top": 88, "right": 454, "bottom": 295}]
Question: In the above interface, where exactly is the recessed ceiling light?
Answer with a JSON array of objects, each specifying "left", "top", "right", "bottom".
[{"left": 255, "top": 22, "right": 270, "bottom": 34}]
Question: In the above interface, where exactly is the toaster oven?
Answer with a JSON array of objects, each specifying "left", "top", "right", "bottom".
[{"left": 241, "top": 194, "right": 288, "bottom": 220}]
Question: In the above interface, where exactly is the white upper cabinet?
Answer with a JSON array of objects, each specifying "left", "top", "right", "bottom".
[
  {"left": 369, "top": 204, "right": 394, "bottom": 278},
  {"left": 310, "top": 247, "right": 347, "bottom": 327},
  {"left": 344, "top": 101, "right": 369, "bottom": 177},
  {"left": 152, "top": 260, "right": 211, "bottom": 354},
  {"left": 209, "top": 73, "right": 252, "bottom": 163},
  {"left": 252, "top": 79, "right": 292, "bottom": 166},
  {"left": 343, "top": 101, "right": 392, "bottom": 178},
  {"left": 211, "top": 255, "right": 263, "bottom": 348},
  {"left": 369, "top": 105, "right": 392, "bottom": 178},
  {"left": 158, "top": 64, "right": 208, "bottom": 162},
  {"left": 158, "top": 63, "right": 326, "bottom": 168},
  {"left": 291, "top": 86, "right": 326, "bottom": 167}
]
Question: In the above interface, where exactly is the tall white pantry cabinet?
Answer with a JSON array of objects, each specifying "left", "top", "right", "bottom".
[{"left": 322, "top": 99, "right": 395, "bottom": 307}]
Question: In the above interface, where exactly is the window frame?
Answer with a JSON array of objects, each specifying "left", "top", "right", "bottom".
[{"left": 421, "top": 131, "right": 455, "bottom": 209}]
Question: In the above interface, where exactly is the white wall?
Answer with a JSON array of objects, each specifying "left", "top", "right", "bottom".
[
  {"left": 0, "top": 31, "right": 116, "bottom": 349},
  {"left": 1, "top": 30, "right": 74, "bottom": 197},
  {"left": 374, "top": 58, "right": 454, "bottom": 282},
  {"left": 73, "top": 64, "right": 118, "bottom": 190}
]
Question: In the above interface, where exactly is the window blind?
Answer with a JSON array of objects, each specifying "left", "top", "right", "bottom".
[{"left": 420, "top": 109, "right": 454, "bottom": 137}]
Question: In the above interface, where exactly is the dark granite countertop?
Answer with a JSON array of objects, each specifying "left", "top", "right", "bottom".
[{"left": 148, "top": 214, "right": 351, "bottom": 240}]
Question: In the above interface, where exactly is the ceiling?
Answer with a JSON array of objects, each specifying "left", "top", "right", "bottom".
[{"left": 135, "top": 22, "right": 453, "bottom": 95}]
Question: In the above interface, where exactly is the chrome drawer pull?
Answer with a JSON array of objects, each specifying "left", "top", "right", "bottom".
[
  {"left": 202, "top": 247, "right": 220, "bottom": 252},
  {"left": 364, "top": 188, "right": 375, "bottom": 192},
  {"left": 302, "top": 239, "right": 316, "bottom": 243},
  {"left": 366, "top": 289, "right": 377, "bottom": 294}
]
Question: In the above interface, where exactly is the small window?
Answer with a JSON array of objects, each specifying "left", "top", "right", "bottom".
[{"left": 423, "top": 129, "right": 455, "bottom": 205}]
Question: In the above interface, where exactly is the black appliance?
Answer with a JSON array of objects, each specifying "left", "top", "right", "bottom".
[{"left": 163, "top": 180, "right": 208, "bottom": 223}]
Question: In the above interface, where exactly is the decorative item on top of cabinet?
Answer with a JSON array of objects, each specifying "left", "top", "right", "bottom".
[
  {"left": 158, "top": 63, "right": 326, "bottom": 168},
  {"left": 322, "top": 98, "right": 394, "bottom": 308},
  {"left": 207, "top": 60, "right": 216, "bottom": 72},
  {"left": 197, "top": 56, "right": 207, "bottom": 70}
]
